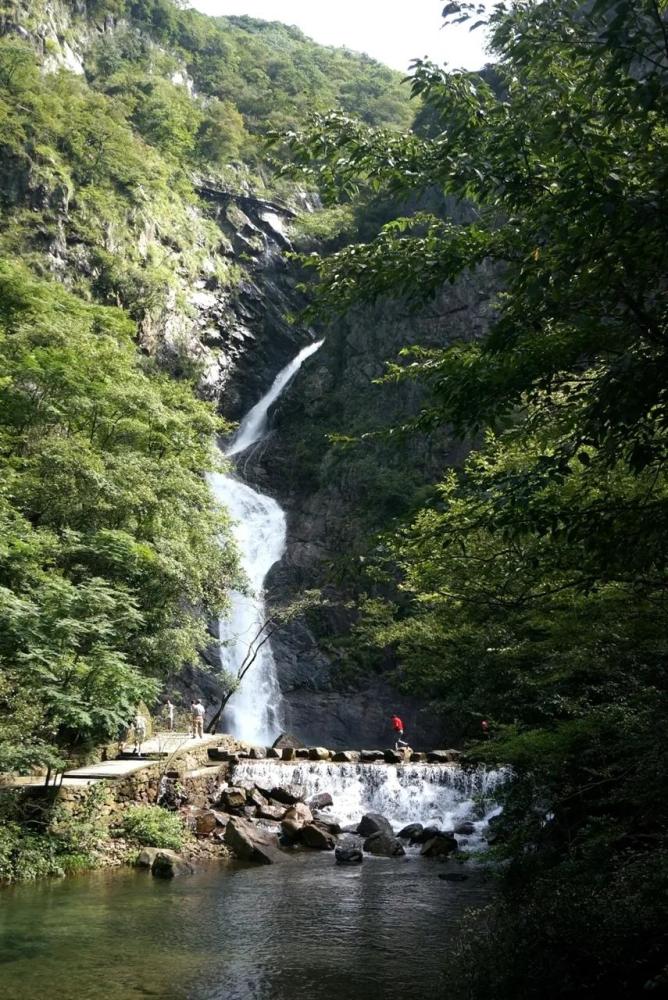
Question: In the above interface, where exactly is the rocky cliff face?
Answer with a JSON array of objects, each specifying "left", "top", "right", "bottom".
[
  {"left": 237, "top": 265, "right": 498, "bottom": 749},
  {"left": 0, "top": 0, "right": 494, "bottom": 750}
]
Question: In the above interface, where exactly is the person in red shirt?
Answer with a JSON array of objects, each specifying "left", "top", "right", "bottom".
[{"left": 391, "top": 714, "right": 407, "bottom": 750}]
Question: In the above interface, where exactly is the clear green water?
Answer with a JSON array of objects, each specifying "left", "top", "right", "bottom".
[{"left": 0, "top": 854, "right": 490, "bottom": 1000}]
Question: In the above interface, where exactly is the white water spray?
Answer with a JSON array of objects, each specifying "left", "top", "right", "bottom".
[
  {"left": 208, "top": 341, "right": 323, "bottom": 744},
  {"left": 231, "top": 759, "right": 508, "bottom": 846}
]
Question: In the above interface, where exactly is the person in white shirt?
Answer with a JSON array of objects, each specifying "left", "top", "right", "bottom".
[
  {"left": 192, "top": 700, "right": 205, "bottom": 739},
  {"left": 166, "top": 699, "right": 175, "bottom": 731},
  {"left": 133, "top": 712, "right": 147, "bottom": 754}
]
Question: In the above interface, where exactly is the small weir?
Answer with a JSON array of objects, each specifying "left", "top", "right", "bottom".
[{"left": 230, "top": 759, "right": 507, "bottom": 845}]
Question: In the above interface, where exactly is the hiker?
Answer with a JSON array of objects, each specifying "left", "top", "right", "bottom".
[
  {"left": 481, "top": 719, "right": 490, "bottom": 739},
  {"left": 192, "top": 699, "right": 205, "bottom": 739},
  {"left": 391, "top": 713, "right": 408, "bottom": 751},
  {"left": 165, "top": 699, "right": 175, "bottom": 732},
  {"left": 133, "top": 710, "right": 147, "bottom": 754}
]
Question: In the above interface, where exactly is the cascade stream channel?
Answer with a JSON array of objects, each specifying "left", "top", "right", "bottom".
[{"left": 0, "top": 342, "right": 503, "bottom": 1000}]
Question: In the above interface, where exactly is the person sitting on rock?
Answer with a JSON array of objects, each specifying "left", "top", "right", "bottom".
[{"left": 391, "top": 713, "right": 408, "bottom": 750}]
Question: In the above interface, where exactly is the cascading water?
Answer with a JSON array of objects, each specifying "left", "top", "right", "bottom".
[
  {"left": 208, "top": 340, "right": 324, "bottom": 745},
  {"left": 231, "top": 759, "right": 508, "bottom": 847}
]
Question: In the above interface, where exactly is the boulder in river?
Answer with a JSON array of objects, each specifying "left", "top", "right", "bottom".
[
  {"left": 267, "top": 748, "right": 281, "bottom": 759},
  {"left": 358, "top": 813, "right": 394, "bottom": 838},
  {"left": 312, "top": 811, "right": 341, "bottom": 834},
  {"left": 282, "top": 747, "right": 296, "bottom": 761},
  {"left": 296, "top": 748, "right": 310, "bottom": 759},
  {"left": 410, "top": 752, "right": 427, "bottom": 763},
  {"left": 383, "top": 749, "right": 405, "bottom": 764},
  {"left": 360, "top": 750, "right": 385, "bottom": 763},
  {"left": 136, "top": 847, "right": 160, "bottom": 868},
  {"left": 364, "top": 833, "right": 406, "bottom": 858},
  {"left": 412, "top": 824, "right": 443, "bottom": 844},
  {"left": 280, "top": 802, "right": 313, "bottom": 838},
  {"left": 307, "top": 792, "right": 333, "bottom": 811},
  {"left": 398, "top": 823, "right": 424, "bottom": 841},
  {"left": 335, "top": 844, "right": 363, "bottom": 865},
  {"left": 248, "top": 747, "right": 266, "bottom": 759},
  {"left": 301, "top": 823, "right": 336, "bottom": 851},
  {"left": 270, "top": 784, "right": 306, "bottom": 805},
  {"left": 151, "top": 850, "right": 195, "bottom": 878},
  {"left": 308, "top": 747, "right": 331, "bottom": 761},
  {"left": 421, "top": 833, "right": 458, "bottom": 858},
  {"left": 454, "top": 821, "right": 475, "bottom": 836},
  {"left": 224, "top": 817, "right": 286, "bottom": 864}
]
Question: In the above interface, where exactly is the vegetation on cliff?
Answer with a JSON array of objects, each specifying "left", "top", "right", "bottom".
[
  {"left": 281, "top": 0, "right": 668, "bottom": 995},
  {"left": 0, "top": 0, "right": 415, "bottom": 779}
]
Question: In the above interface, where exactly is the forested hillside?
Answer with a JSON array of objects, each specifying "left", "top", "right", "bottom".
[
  {"left": 0, "top": 0, "right": 414, "bottom": 774},
  {"left": 279, "top": 0, "right": 668, "bottom": 995}
]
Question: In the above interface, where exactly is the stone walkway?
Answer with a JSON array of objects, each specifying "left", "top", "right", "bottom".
[{"left": 5, "top": 732, "right": 222, "bottom": 788}]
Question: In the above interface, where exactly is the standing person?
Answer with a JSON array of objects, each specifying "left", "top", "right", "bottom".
[
  {"left": 165, "top": 699, "right": 175, "bottom": 732},
  {"left": 391, "top": 713, "right": 407, "bottom": 750},
  {"left": 133, "top": 710, "right": 147, "bottom": 755},
  {"left": 481, "top": 719, "right": 490, "bottom": 739},
  {"left": 193, "top": 699, "right": 205, "bottom": 739},
  {"left": 189, "top": 701, "right": 197, "bottom": 739}
]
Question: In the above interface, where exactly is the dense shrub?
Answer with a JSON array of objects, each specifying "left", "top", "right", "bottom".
[{"left": 120, "top": 805, "right": 185, "bottom": 851}]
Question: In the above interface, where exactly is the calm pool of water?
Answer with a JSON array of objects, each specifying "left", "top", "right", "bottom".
[{"left": 0, "top": 854, "right": 490, "bottom": 1000}]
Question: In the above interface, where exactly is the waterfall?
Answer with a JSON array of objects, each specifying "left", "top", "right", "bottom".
[
  {"left": 230, "top": 759, "right": 508, "bottom": 846},
  {"left": 208, "top": 340, "right": 324, "bottom": 745}
]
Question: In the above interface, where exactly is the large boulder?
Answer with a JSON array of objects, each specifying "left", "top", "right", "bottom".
[
  {"left": 224, "top": 817, "right": 286, "bottom": 864},
  {"left": 136, "top": 846, "right": 160, "bottom": 868},
  {"left": 267, "top": 748, "right": 281, "bottom": 759},
  {"left": 364, "top": 833, "right": 405, "bottom": 858},
  {"left": 358, "top": 813, "right": 394, "bottom": 838},
  {"left": 421, "top": 833, "right": 458, "bottom": 858},
  {"left": 248, "top": 747, "right": 266, "bottom": 759},
  {"left": 335, "top": 844, "right": 363, "bottom": 865},
  {"left": 220, "top": 787, "right": 247, "bottom": 812},
  {"left": 281, "top": 803, "right": 313, "bottom": 838},
  {"left": 333, "top": 751, "right": 360, "bottom": 763},
  {"left": 258, "top": 803, "right": 285, "bottom": 822},
  {"left": 454, "top": 821, "right": 475, "bottom": 836},
  {"left": 308, "top": 747, "right": 331, "bottom": 761},
  {"left": 301, "top": 823, "right": 336, "bottom": 850},
  {"left": 195, "top": 810, "right": 219, "bottom": 836},
  {"left": 282, "top": 747, "right": 296, "bottom": 761},
  {"left": 312, "top": 811, "right": 341, "bottom": 834},
  {"left": 412, "top": 824, "right": 443, "bottom": 844},
  {"left": 360, "top": 750, "right": 385, "bottom": 763},
  {"left": 410, "top": 752, "right": 427, "bottom": 763},
  {"left": 307, "top": 792, "right": 333, "bottom": 811},
  {"left": 270, "top": 784, "right": 306, "bottom": 805},
  {"left": 151, "top": 850, "right": 195, "bottom": 878},
  {"left": 397, "top": 823, "right": 424, "bottom": 841},
  {"left": 272, "top": 733, "right": 305, "bottom": 750}
]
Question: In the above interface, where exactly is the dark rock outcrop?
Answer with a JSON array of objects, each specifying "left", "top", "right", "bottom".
[
  {"left": 151, "top": 850, "right": 195, "bottom": 878},
  {"left": 358, "top": 813, "right": 394, "bottom": 838},
  {"left": 224, "top": 817, "right": 286, "bottom": 864},
  {"left": 363, "top": 833, "right": 406, "bottom": 858}
]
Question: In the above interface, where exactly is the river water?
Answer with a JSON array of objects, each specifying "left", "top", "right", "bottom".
[{"left": 0, "top": 854, "right": 490, "bottom": 1000}]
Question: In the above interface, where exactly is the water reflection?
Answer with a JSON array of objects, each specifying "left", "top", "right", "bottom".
[{"left": 0, "top": 855, "right": 491, "bottom": 1000}]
